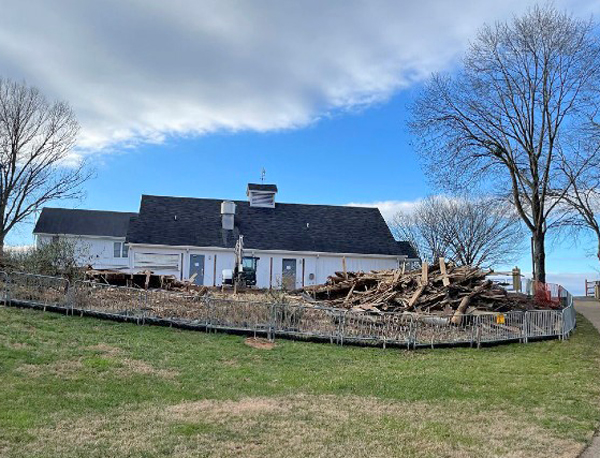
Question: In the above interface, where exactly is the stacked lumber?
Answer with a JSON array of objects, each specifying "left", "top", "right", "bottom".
[{"left": 301, "top": 261, "right": 543, "bottom": 315}]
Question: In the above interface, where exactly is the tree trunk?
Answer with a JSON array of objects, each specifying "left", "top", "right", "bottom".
[{"left": 532, "top": 231, "right": 546, "bottom": 283}]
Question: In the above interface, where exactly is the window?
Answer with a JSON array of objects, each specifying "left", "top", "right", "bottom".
[
  {"left": 114, "top": 242, "right": 129, "bottom": 258},
  {"left": 242, "top": 257, "right": 255, "bottom": 269}
]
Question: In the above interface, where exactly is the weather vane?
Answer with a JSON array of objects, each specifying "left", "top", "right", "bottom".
[{"left": 261, "top": 168, "right": 266, "bottom": 183}]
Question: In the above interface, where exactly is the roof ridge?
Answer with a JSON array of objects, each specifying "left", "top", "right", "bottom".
[
  {"left": 140, "top": 194, "right": 381, "bottom": 210},
  {"left": 42, "top": 207, "right": 137, "bottom": 215}
]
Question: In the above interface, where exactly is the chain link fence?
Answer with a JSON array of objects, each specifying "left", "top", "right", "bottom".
[{"left": 0, "top": 271, "right": 577, "bottom": 349}]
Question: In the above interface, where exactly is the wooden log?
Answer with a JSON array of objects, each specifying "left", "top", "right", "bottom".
[
  {"left": 408, "top": 285, "right": 426, "bottom": 309},
  {"left": 450, "top": 295, "right": 470, "bottom": 325}
]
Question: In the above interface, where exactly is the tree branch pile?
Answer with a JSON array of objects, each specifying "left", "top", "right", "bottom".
[{"left": 301, "top": 263, "right": 552, "bottom": 314}]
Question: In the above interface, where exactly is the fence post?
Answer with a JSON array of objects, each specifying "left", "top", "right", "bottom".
[
  {"left": 207, "top": 295, "right": 213, "bottom": 333},
  {"left": 340, "top": 311, "right": 346, "bottom": 345},
  {"left": 412, "top": 318, "right": 418, "bottom": 350},
  {"left": 65, "top": 279, "right": 72, "bottom": 316},
  {"left": 268, "top": 301, "right": 277, "bottom": 342},
  {"left": 6, "top": 271, "right": 11, "bottom": 307},
  {"left": 523, "top": 311, "right": 529, "bottom": 344},
  {"left": 142, "top": 290, "right": 148, "bottom": 325}
]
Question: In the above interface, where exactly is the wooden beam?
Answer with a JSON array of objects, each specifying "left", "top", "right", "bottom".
[
  {"left": 408, "top": 285, "right": 425, "bottom": 309},
  {"left": 421, "top": 261, "right": 428, "bottom": 284},
  {"left": 213, "top": 254, "right": 217, "bottom": 287},
  {"left": 439, "top": 258, "right": 450, "bottom": 286},
  {"left": 301, "top": 258, "right": 305, "bottom": 288}
]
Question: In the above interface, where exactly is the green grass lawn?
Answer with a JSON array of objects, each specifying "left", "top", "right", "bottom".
[{"left": 1, "top": 305, "right": 599, "bottom": 458}]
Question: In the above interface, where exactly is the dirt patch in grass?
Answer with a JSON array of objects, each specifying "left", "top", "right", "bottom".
[
  {"left": 87, "top": 343, "right": 179, "bottom": 379},
  {"left": 14, "top": 345, "right": 178, "bottom": 381},
  {"left": 244, "top": 337, "right": 276, "bottom": 350},
  {"left": 16, "top": 359, "right": 84, "bottom": 378},
  {"left": 11, "top": 395, "right": 583, "bottom": 458},
  {"left": 87, "top": 343, "right": 121, "bottom": 356},
  {"left": 120, "top": 357, "right": 179, "bottom": 379},
  {"left": 3, "top": 341, "right": 30, "bottom": 350}
]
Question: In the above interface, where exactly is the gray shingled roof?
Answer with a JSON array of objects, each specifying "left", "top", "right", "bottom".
[
  {"left": 397, "top": 241, "right": 418, "bottom": 259},
  {"left": 33, "top": 208, "right": 137, "bottom": 238},
  {"left": 247, "top": 183, "right": 278, "bottom": 192},
  {"left": 127, "top": 195, "right": 414, "bottom": 257}
]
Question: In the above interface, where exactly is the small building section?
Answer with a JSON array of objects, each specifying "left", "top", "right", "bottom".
[
  {"left": 33, "top": 208, "right": 137, "bottom": 270},
  {"left": 32, "top": 183, "right": 419, "bottom": 288}
]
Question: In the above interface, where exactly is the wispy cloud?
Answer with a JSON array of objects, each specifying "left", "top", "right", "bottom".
[
  {"left": 1, "top": 0, "right": 596, "bottom": 153},
  {"left": 346, "top": 200, "right": 421, "bottom": 221}
]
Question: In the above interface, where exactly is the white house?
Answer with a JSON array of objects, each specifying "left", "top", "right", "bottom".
[
  {"left": 33, "top": 208, "right": 137, "bottom": 270},
  {"left": 33, "top": 184, "right": 418, "bottom": 288}
]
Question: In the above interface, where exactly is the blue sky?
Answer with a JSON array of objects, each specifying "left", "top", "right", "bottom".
[{"left": 2, "top": 0, "right": 600, "bottom": 294}]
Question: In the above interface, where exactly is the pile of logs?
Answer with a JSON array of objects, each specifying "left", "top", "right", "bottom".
[{"left": 301, "top": 261, "right": 547, "bottom": 317}]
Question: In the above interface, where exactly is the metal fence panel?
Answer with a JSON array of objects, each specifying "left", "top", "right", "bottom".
[
  {"left": 0, "top": 271, "right": 10, "bottom": 304},
  {"left": 145, "top": 289, "right": 209, "bottom": 324},
  {"left": 71, "top": 281, "right": 146, "bottom": 317},
  {"left": 9, "top": 272, "right": 69, "bottom": 307},
  {"left": 562, "top": 304, "right": 576, "bottom": 336},
  {"left": 524, "top": 310, "right": 563, "bottom": 339},
  {"left": 207, "top": 297, "right": 273, "bottom": 333},
  {"left": 413, "top": 314, "right": 479, "bottom": 347},
  {"left": 276, "top": 304, "right": 340, "bottom": 342},
  {"left": 341, "top": 311, "right": 413, "bottom": 346},
  {"left": 476, "top": 311, "right": 525, "bottom": 343}
]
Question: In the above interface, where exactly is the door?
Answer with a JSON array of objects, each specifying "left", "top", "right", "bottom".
[
  {"left": 281, "top": 258, "right": 297, "bottom": 290},
  {"left": 189, "top": 254, "right": 205, "bottom": 285}
]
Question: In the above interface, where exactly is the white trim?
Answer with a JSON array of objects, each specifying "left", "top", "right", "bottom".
[
  {"left": 35, "top": 232, "right": 126, "bottom": 241},
  {"left": 127, "top": 242, "right": 411, "bottom": 260}
]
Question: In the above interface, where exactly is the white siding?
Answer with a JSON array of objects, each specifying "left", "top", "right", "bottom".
[
  {"left": 129, "top": 244, "right": 401, "bottom": 289},
  {"left": 36, "top": 234, "right": 130, "bottom": 270},
  {"left": 129, "top": 245, "right": 183, "bottom": 277}
]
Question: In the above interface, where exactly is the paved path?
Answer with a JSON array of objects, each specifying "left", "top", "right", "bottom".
[{"left": 574, "top": 298, "right": 600, "bottom": 458}]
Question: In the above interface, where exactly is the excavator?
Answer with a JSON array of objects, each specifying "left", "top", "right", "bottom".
[{"left": 222, "top": 235, "right": 258, "bottom": 289}]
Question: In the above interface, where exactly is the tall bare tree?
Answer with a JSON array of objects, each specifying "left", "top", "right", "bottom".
[
  {"left": 0, "top": 78, "right": 89, "bottom": 253},
  {"left": 391, "top": 196, "right": 523, "bottom": 268},
  {"left": 409, "top": 5, "right": 600, "bottom": 282}
]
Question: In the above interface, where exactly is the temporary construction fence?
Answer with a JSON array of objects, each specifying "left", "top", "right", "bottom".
[{"left": 0, "top": 271, "right": 577, "bottom": 349}]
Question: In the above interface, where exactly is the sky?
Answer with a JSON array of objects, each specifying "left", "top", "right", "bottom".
[{"left": 1, "top": 0, "right": 600, "bottom": 294}]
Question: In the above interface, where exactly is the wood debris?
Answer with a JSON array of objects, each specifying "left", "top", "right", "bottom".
[
  {"left": 84, "top": 267, "right": 208, "bottom": 293},
  {"left": 300, "top": 262, "right": 550, "bottom": 314}
]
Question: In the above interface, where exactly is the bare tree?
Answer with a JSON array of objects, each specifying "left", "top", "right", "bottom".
[
  {"left": 409, "top": 5, "right": 600, "bottom": 282},
  {"left": 0, "top": 78, "right": 90, "bottom": 253},
  {"left": 555, "top": 156, "right": 600, "bottom": 262},
  {"left": 391, "top": 196, "right": 523, "bottom": 268},
  {"left": 391, "top": 196, "right": 451, "bottom": 263}
]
